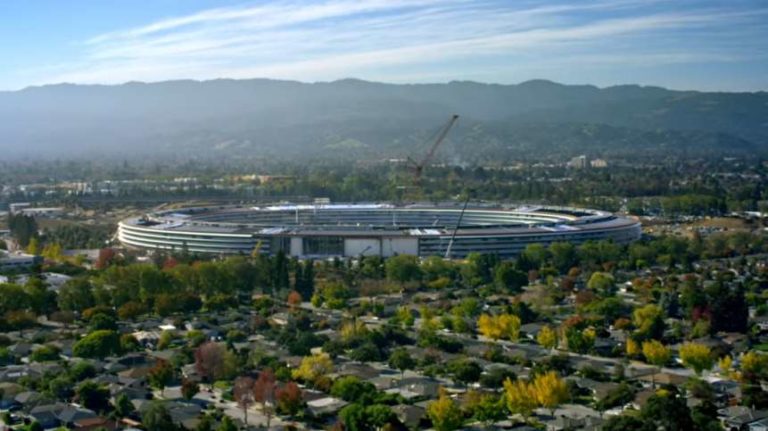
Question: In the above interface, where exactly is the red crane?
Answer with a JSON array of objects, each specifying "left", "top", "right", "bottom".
[{"left": 406, "top": 114, "right": 459, "bottom": 183}]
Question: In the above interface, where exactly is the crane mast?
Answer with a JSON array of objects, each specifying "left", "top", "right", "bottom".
[{"left": 408, "top": 114, "right": 459, "bottom": 183}]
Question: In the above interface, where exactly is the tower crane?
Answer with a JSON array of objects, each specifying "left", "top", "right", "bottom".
[{"left": 406, "top": 114, "right": 459, "bottom": 184}]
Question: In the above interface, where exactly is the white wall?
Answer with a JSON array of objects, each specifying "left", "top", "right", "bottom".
[
  {"left": 382, "top": 238, "right": 419, "bottom": 257},
  {"left": 344, "top": 238, "right": 381, "bottom": 257},
  {"left": 290, "top": 237, "right": 303, "bottom": 257}
]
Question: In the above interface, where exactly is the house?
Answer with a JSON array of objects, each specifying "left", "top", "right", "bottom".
[
  {"left": 306, "top": 396, "right": 348, "bottom": 417},
  {"left": 636, "top": 372, "right": 688, "bottom": 387},
  {"left": 718, "top": 406, "right": 768, "bottom": 430},
  {"left": 749, "top": 417, "right": 768, "bottom": 431},
  {"left": 28, "top": 402, "right": 67, "bottom": 429},
  {"left": 392, "top": 404, "right": 425, "bottom": 429},
  {"left": 58, "top": 405, "right": 99, "bottom": 427},
  {"left": 73, "top": 416, "right": 119, "bottom": 430},
  {"left": 521, "top": 322, "right": 546, "bottom": 340},
  {"left": 386, "top": 377, "right": 440, "bottom": 399}
]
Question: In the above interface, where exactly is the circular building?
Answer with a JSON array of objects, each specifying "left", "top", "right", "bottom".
[{"left": 118, "top": 203, "right": 641, "bottom": 259}]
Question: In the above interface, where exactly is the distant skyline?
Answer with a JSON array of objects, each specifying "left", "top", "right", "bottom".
[{"left": 1, "top": 0, "right": 766, "bottom": 92}]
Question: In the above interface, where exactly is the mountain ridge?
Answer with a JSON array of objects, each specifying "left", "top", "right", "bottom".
[{"left": 0, "top": 78, "right": 765, "bottom": 160}]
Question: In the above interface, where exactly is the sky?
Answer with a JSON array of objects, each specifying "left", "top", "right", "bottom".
[{"left": 0, "top": 0, "right": 766, "bottom": 92}]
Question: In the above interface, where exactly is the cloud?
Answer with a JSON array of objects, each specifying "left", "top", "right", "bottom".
[{"left": 38, "top": 0, "right": 768, "bottom": 86}]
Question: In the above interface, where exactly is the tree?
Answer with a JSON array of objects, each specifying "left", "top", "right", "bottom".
[
  {"left": 233, "top": 376, "right": 255, "bottom": 426},
  {"left": 477, "top": 313, "right": 520, "bottom": 341},
  {"left": 642, "top": 340, "right": 670, "bottom": 387},
  {"left": 339, "top": 404, "right": 367, "bottom": 431},
  {"left": 494, "top": 262, "right": 527, "bottom": 293},
  {"left": 602, "top": 415, "right": 648, "bottom": 431},
  {"left": 537, "top": 325, "right": 558, "bottom": 350},
  {"left": 587, "top": 272, "right": 615, "bottom": 296},
  {"left": 287, "top": 290, "right": 302, "bottom": 309},
  {"left": 468, "top": 392, "right": 505, "bottom": 426},
  {"left": 114, "top": 393, "right": 135, "bottom": 419},
  {"left": 532, "top": 371, "right": 568, "bottom": 416},
  {"left": 449, "top": 359, "right": 482, "bottom": 387},
  {"left": 148, "top": 359, "right": 175, "bottom": 397},
  {"left": 632, "top": 304, "right": 665, "bottom": 340},
  {"left": 503, "top": 378, "right": 537, "bottom": 418},
  {"left": 680, "top": 343, "right": 713, "bottom": 376},
  {"left": 142, "top": 402, "right": 177, "bottom": 431},
  {"left": 640, "top": 387, "right": 695, "bottom": 430},
  {"left": 72, "top": 330, "right": 121, "bottom": 359},
  {"left": 565, "top": 326, "right": 595, "bottom": 354},
  {"left": 88, "top": 313, "right": 117, "bottom": 332},
  {"left": 25, "top": 237, "right": 40, "bottom": 255},
  {"left": 292, "top": 352, "right": 333, "bottom": 386},
  {"left": 118, "top": 301, "right": 146, "bottom": 320},
  {"left": 276, "top": 381, "right": 303, "bottom": 416},
  {"left": 331, "top": 376, "right": 377, "bottom": 404},
  {"left": 181, "top": 378, "right": 200, "bottom": 401},
  {"left": 75, "top": 381, "right": 110, "bottom": 412},
  {"left": 427, "top": 388, "right": 463, "bottom": 431},
  {"left": 388, "top": 348, "right": 415, "bottom": 377},
  {"left": 253, "top": 368, "right": 277, "bottom": 427},
  {"left": 217, "top": 416, "right": 237, "bottom": 431},
  {"left": 57, "top": 278, "right": 95, "bottom": 312},
  {"left": 549, "top": 242, "right": 577, "bottom": 273},
  {"left": 385, "top": 254, "right": 422, "bottom": 283},
  {"left": 194, "top": 342, "right": 236, "bottom": 382},
  {"left": 8, "top": 213, "right": 38, "bottom": 247},
  {"left": 29, "top": 345, "right": 61, "bottom": 362}
]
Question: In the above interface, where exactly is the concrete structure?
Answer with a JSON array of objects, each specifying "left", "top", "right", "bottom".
[
  {"left": 118, "top": 203, "right": 641, "bottom": 259},
  {"left": 0, "top": 251, "right": 41, "bottom": 271}
]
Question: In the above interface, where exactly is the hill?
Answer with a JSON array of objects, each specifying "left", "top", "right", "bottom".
[{"left": 0, "top": 78, "right": 765, "bottom": 161}]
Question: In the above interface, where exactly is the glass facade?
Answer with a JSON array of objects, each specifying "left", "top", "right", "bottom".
[{"left": 303, "top": 236, "right": 344, "bottom": 255}]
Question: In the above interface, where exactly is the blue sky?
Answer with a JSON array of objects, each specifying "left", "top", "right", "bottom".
[{"left": 0, "top": 0, "right": 766, "bottom": 91}]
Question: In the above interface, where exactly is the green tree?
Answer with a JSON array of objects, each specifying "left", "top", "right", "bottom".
[
  {"left": 29, "top": 345, "right": 61, "bottom": 362},
  {"left": 57, "top": 278, "right": 95, "bottom": 312},
  {"left": 142, "top": 402, "right": 177, "bottom": 431},
  {"left": 72, "top": 330, "right": 121, "bottom": 359},
  {"left": 494, "top": 262, "right": 528, "bottom": 293},
  {"left": 148, "top": 359, "right": 175, "bottom": 396},
  {"left": 217, "top": 416, "right": 237, "bottom": 431},
  {"left": 114, "top": 393, "right": 135, "bottom": 419},
  {"left": 587, "top": 272, "right": 615, "bottom": 296},
  {"left": 388, "top": 348, "right": 415, "bottom": 378},
  {"left": 339, "top": 404, "right": 367, "bottom": 431},
  {"left": 549, "top": 242, "right": 577, "bottom": 273},
  {"left": 385, "top": 255, "right": 422, "bottom": 283},
  {"left": 632, "top": 304, "right": 665, "bottom": 340},
  {"left": 75, "top": 381, "right": 110, "bottom": 412},
  {"left": 448, "top": 359, "right": 482, "bottom": 386}
]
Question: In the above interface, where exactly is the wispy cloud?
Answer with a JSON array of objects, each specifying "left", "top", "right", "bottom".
[{"left": 36, "top": 0, "right": 768, "bottom": 87}]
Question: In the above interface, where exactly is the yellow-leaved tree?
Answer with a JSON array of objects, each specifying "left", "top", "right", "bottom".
[
  {"left": 497, "top": 314, "right": 521, "bottom": 341},
  {"left": 679, "top": 342, "right": 713, "bottom": 376},
  {"left": 477, "top": 313, "right": 521, "bottom": 341},
  {"left": 641, "top": 340, "right": 670, "bottom": 387},
  {"left": 502, "top": 378, "right": 537, "bottom": 419},
  {"left": 626, "top": 338, "right": 640, "bottom": 357},
  {"left": 426, "top": 388, "right": 464, "bottom": 431},
  {"left": 477, "top": 314, "right": 501, "bottom": 340},
  {"left": 292, "top": 353, "right": 333, "bottom": 387},
  {"left": 718, "top": 355, "right": 733, "bottom": 378},
  {"left": 531, "top": 371, "right": 569, "bottom": 416},
  {"left": 740, "top": 351, "right": 768, "bottom": 382},
  {"left": 537, "top": 325, "right": 558, "bottom": 350}
]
